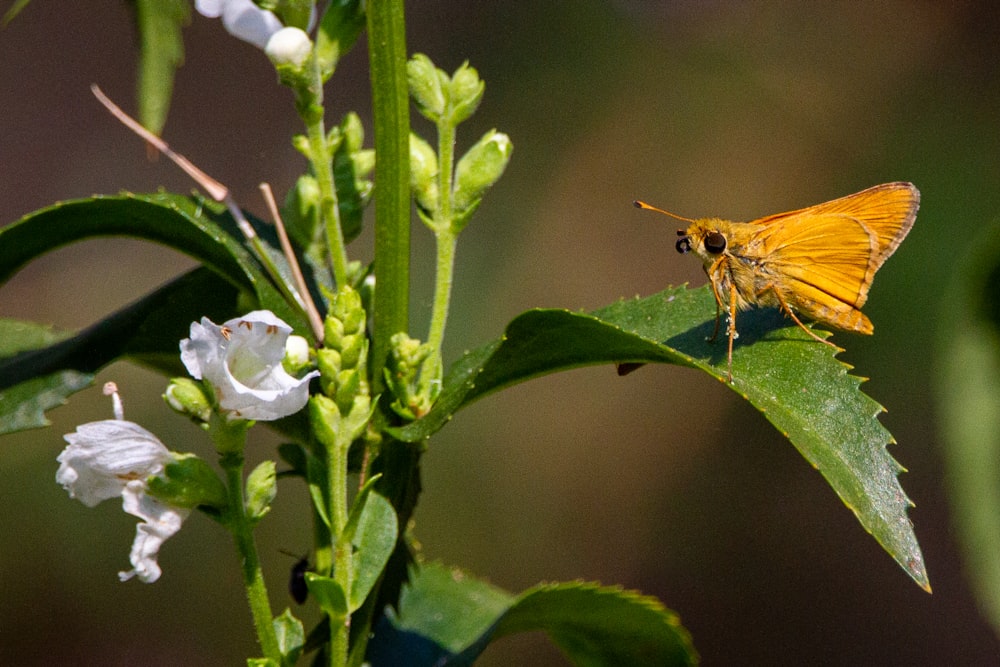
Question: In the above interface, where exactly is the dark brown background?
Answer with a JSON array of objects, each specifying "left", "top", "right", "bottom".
[{"left": 1, "top": 2, "right": 998, "bottom": 664}]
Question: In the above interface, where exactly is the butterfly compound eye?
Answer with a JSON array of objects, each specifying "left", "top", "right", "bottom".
[{"left": 704, "top": 231, "right": 727, "bottom": 254}]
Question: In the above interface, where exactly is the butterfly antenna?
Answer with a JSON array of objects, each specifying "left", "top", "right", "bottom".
[{"left": 632, "top": 199, "right": 697, "bottom": 224}]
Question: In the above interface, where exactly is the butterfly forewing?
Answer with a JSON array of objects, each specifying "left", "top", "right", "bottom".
[{"left": 753, "top": 182, "right": 919, "bottom": 269}]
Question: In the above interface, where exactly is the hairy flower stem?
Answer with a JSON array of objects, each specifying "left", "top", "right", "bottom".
[
  {"left": 328, "top": 429, "right": 352, "bottom": 667},
  {"left": 301, "top": 56, "right": 350, "bottom": 288},
  {"left": 421, "top": 118, "right": 458, "bottom": 387},
  {"left": 221, "top": 452, "right": 280, "bottom": 661}
]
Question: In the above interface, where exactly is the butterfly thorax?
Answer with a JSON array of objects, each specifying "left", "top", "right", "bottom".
[{"left": 677, "top": 218, "right": 773, "bottom": 311}]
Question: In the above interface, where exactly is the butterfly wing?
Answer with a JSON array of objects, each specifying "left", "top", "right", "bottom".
[
  {"left": 753, "top": 182, "right": 919, "bottom": 269},
  {"left": 746, "top": 183, "right": 919, "bottom": 332}
]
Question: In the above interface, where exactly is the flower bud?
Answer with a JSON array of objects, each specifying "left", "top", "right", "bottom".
[
  {"left": 284, "top": 334, "right": 312, "bottom": 375},
  {"left": 324, "top": 316, "right": 345, "bottom": 349},
  {"left": 407, "top": 53, "right": 448, "bottom": 121},
  {"left": 283, "top": 174, "right": 322, "bottom": 250},
  {"left": 163, "top": 378, "right": 213, "bottom": 424},
  {"left": 452, "top": 130, "right": 513, "bottom": 229},
  {"left": 447, "top": 61, "right": 485, "bottom": 125},
  {"left": 317, "top": 348, "right": 342, "bottom": 396},
  {"left": 409, "top": 133, "right": 439, "bottom": 214},
  {"left": 245, "top": 460, "right": 277, "bottom": 522},
  {"left": 266, "top": 26, "right": 313, "bottom": 68},
  {"left": 339, "top": 333, "right": 366, "bottom": 370}
]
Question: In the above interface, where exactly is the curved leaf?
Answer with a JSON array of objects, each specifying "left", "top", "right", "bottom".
[
  {"left": 367, "top": 562, "right": 695, "bottom": 667},
  {"left": 0, "top": 193, "right": 305, "bottom": 330},
  {"left": 394, "top": 285, "right": 929, "bottom": 590},
  {"left": 492, "top": 581, "right": 696, "bottom": 667}
]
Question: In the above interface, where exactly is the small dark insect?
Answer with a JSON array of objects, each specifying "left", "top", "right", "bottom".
[{"left": 281, "top": 551, "right": 312, "bottom": 604}]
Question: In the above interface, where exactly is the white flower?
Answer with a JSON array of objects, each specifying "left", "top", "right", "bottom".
[
  {"left": 57, "top": 420, "right": 189, "bottom": 583},
  {"left": 196, "top": 0, "right": 315, "bottom": 52},
  {"left": 196, "top": 0, "right": 282, "bottom": 48},
  {"left": 180, "top": 310, "right": 318, "bottom": 421}
]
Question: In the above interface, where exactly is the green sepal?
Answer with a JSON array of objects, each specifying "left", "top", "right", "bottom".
[{"left": 146, "top": 453, "right": 227, "bottom": 511}]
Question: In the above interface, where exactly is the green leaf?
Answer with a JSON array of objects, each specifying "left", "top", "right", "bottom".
[
  {"left": 131, "top": 0, "right": 189, "bottom": 135},
  {"left": 272, "top": 608, "right": 305, "bottom": 666},
  {"left": 348, "top": 489, "right": 398, "bottom": 611},
  {"left": 394, "top": 285, "right": 929, "bottom": 591},
  {"left": 316, "top": 0, "right": 366, "bottom": 79},
  {"left": 0, "top": 194, "right": 306, "bottom": 331},
  {"left": 0, "top": 319, "right": 92, "bottom": 433},
  {"left": 0, "top": 268, "right": 236, "bottom": 436},
  {"left": 371, "top": 562, "right": 513, "bottom": 665},
  {"left": 305, "top": 572, "right": 348, "bottom": 622},
  {"left": 494, "top": 582, "right": 697, "bottom": 667},
  {"left": 369, "top": 562, "right": 696, "bottom": 667},
  {"left": 937, "top": 217, "right": 1000, "bottom": 630}
]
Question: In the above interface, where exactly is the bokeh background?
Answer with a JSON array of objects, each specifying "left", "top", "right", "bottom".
[{"left": 2, "top": 1, "right": 999, "bottom": 664}]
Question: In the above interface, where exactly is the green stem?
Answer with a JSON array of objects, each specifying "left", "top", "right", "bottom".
[
  {"left": 327, "top": 431, "right": 351, "bottom": 667},
  {"left": 303, "top": 105, "right": 350, "bottom": 289},
  {"left": 221, "top": 452, "right": 280, "bottom": 661},
  {"left": 426, "top": 116, "right": 457, "bottom": 356},
  {"left": 425, "top": 228, "right": 456, "bottom": 372},
  {"left": 368, "top": 0, "right": 411, "bottom": 397}
]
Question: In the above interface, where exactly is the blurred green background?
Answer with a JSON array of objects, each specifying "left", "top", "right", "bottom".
[{"left": 2, "top": 1, "right": 999, "bottom": 664}]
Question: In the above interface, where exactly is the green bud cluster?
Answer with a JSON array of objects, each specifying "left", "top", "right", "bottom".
[
  {"left": 406, "top": 54, "right": 512, "bottom": 234},
  {"left": 316, "top": 286, "right": 372, "bottom": 443},
  {"left": 384, "top": 332, "right": 438, "bottom": 421},
  {"left": 330, "top": 112, "right": 375, "bottom": 244},
  {"left": 408, "top": 54, "right": 485, "bottom": 126}
]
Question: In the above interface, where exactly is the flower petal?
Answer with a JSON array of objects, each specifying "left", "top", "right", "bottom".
[
  {"left": 58, "top": 421, "right": 171, "bottom": 507},
  {"left": 117, "top": 481, "right": 190, "bottom": 583},
  {"left": 195, "top": 0, "right": 283, "bottom": 49}
]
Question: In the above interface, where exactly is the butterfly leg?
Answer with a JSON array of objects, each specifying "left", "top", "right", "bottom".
[
  {"left": 762, "top": 285, "right": 839, "bottom": 348},
  {"left": 726, "top": 282, "right": 739, "bottom": 382},
  {"left": 706, "top": 263, "right": 725, "bottom": 343}
]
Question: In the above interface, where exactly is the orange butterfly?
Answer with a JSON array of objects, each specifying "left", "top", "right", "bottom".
[{"left": 634, "top": 182, "right": 919, "bottom": 381}]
